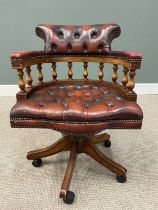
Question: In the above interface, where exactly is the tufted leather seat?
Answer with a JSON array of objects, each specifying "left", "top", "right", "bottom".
[{"left": 10, "top": 82, "right": 143, "bottom": 135}]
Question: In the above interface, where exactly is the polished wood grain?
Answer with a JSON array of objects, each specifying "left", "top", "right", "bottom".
[
  {"left": 88, "top": 133, "right": 110, "bottom": 144},
  {"left": 112, "top": 64, "right": 118, "bottom": 84},
  {"left": 17, "top": 68, "right": 25, "bottom": 92},
  {"left": 26, "top": 66, "right": 33, "bottom": 87},
  {"left": 60, "top": 141, "right": 78, "bottom": 198},
  {"left": 122, "top": 66, "right": 129, "bottom": 86},
  {"left": 12, "top": 56, "right": 139, "bottom": 69},
  {"left": 13, "top": 55, "right": 141, "bottom": 101},
  {"left": 83, "top": 139, "right": 127, "bottom": 176},
  {"left": 52, "top": 62, "right": 57, "bottom": 80},
  {"left": 16, "top": 78, "right": 137, "bottom": 102},
  {"left": 12, "top": 56, "right": 141, "bottom": 101},
  {"left": 83, "top": 62, "right": 88, "bottom": 80},
  {"left": 127, "top": 68, "right": 136, "bottom": 91},
  {"left": 68, "top": 62, "right": 73, "bottom": 80},
  {"left": 98, "top": 63, "right": 104, "bottom": 81},
  {"left": 37, "top": 63, "right": 43, "bottom": 83},
  {"left": 27, "top": 136, "right": 71, "bottom": 160},
  {"left": 27, "top": 133, "right": 127, "bottom": 197}
]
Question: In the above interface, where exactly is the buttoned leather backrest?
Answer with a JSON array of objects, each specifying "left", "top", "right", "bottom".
[{"left": 35, "top": 24, "right": 121, "bottom": 54}]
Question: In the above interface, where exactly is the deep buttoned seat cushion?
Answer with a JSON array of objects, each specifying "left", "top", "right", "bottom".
[{"left": 10, "top": 82, "right": 143, "bottom": 135}]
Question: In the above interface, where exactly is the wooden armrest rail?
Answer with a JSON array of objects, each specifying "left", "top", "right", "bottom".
[{"left": 10, "top": 54, "right": 142, "bottom": 101}]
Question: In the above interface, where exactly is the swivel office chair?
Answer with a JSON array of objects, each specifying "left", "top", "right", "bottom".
[{"left": 10, "top": 23, "right": 143, "bottom": 204}]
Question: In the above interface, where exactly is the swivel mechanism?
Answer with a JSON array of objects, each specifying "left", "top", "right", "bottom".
[{"left": 27, "top": 133, "right": 127, "bottom": 204}]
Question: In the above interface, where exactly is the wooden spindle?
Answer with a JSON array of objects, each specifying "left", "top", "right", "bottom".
[
  {"left": 83, "top": 62, "right": 88, "bottom": 80},
  {"left": 17, "top": 68, "right": 25, "bottom": 92},
  {"left": 127, "top": 68, "right": 136, "bottom": 91},
  {"left": 112, "top": 64, "right": 118, "bottom": 84},
  {"left": 68, "top": 62, "right": 73, "bottom": 80},
  {"left": 37, "top": 64, "right": 43, "bottom": 83},
  {"left": 98, "top": 63, "right": 104, "bottom": 81},
  {"left": 52, "top": 62, "right": 57, "bottom": 80},
  {"left": 26, "top": 66, "right": 33, "bottom": 87},
  {"left": 122, "top": 66, "right": 129, "bottom": 86}
]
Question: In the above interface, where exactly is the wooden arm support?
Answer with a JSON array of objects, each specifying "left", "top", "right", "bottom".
[{"left": 11, "top": 51, "right": 142, "bottom": 101}]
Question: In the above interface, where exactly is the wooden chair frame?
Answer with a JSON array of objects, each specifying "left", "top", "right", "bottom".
[
  {"left": 11, "top": 55, "right": 141, "bottom": 101},
  {"left": 11, "top": 54, "right": 141, "bottom": 204}
]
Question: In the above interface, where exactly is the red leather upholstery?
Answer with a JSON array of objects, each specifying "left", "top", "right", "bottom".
[
  {"left": 35, "top": 24, "right": 121, "bottom": 54},
  {"left": 10, "top": 82, "right": 143, "bottom": 135},
  {"left": 11, "top": 50, "right": 142, "bottom": 62}
]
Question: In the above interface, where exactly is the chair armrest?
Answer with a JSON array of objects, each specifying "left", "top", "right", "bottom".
[
  {"left": 106, "top": 51, "right": 142, "bottom": 61},
  {"left": 11, "top": 50, "right": 46, "bottom": 63},
  {"left": 10, "top": 50, "right": 142, "bottom": 102},
  {"left": 11, "top": 50, "right": 142, "bottom": 69}
]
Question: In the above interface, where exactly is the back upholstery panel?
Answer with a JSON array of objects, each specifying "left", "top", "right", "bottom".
[{"left": 35, "top": 23, "right": 121, "bottom": 54}]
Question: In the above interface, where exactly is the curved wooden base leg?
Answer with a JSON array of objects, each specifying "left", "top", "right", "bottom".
[
  {"left": 27, "top": 136, "right": 72, "bottom": 160},
  {"left": 88, "top": 133, "right": 110, "bottom": 144},
  {"left": 83, "top": 140, "right": 127, "bottom": 176},
  {"left": 59, "top": 141, "right": 78, "bottom": 199}
]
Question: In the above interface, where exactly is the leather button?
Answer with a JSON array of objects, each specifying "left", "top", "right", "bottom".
[
  {"left": 74, "top": 31, "right": 80, "bottom": 39},
  {"left": 59, "top": 85, "right": 65, "bottom": 89},
  {"left": 75, "top": 84, "right": 81, "bottom": 89},
  {"left": 51, "top": 43, "right": 57, "bottom": 52},
  {"left": 91, "top": 30, "right": 97, "bottom": 38},
  {"left": 67, "top": 92, "right": 73, "bottom": 97},
  {"left": 67, "top": 43, "right": 72, "bottom": 52},
  {"left": 56, "top": 98, "right": 62, "bottom": 103},
  {"left": 85, "top": 93, "right": 90, "bottom": 97},
  {"left": 116, "top": 96, "right": 122, "bottom": 100},
  {"left": 103, "top": 90, "right": 110, "bottom": 94},
  {"left": 39, "top": 102, "right": 46, "bottom": 107},
  {"left": 107, "top": 102, "right": 113, "bottom": 107},
  {"left": 92, "top": 85, "right": 98, "bottom": 89},
  {"left": 98, "top": 43, "right": 104, "bottom": 52},
  {"left": 85, "top": 103, "right": 89, "bottom": 108},
  {"left": 57, "top": 30, "right": 64, "bottom": 39},
  {"left": 82, "top": 43, "right": 88, "bottom": 53},
  {"left": 47, "top": 90, "right": 54, "bottom": 96},
  {"left": 63, "top": 103, "right": 68, "bottom": 107}
]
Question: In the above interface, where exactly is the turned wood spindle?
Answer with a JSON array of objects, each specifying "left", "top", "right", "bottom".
[
  {"left": 37, "top": 64, "right": 43, "bottom": 83},
  {"left": 112, "top": 64, "right": 118, "bottom": 84},
  {"left": 98, "top": 63, "right": 104, "bottom": 81},
  {"left": 26, "top": 66, "right": 33, "bottom": 87},
  {"left": 52, "top": 62, "right": 57, "bottom": 80},
  {"left": 17, "top": 68, "right": 25, "bottom": 92},
  {"left": 122, "top": 66, "right": 129, "bottom": 86},
  {"left": 127, "top": 68, "right": 136, "bottom": 91},
  {"left": 83, "top": 62, "right": 88, "bottom": 80},
  {"left": 68, "top": 62, "right": 73, "bottom": 80}
]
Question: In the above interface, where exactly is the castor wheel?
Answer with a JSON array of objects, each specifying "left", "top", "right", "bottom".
[
  {"left": 32, "top": 159, "right": 43, "bottom": 167},
  {"left": 104, "top": 140, "right": 111, "bottom": 147},
  {"left": 63, "top": 191, "right": 75, "bottom": 204},
  {"left": 116, "top": 175, "right": 127, "bottom": 183}
]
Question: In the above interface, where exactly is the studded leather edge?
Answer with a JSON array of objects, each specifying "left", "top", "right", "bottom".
[
  {"left": 11, "top": 54, "right": 142, "bottom": 63},
  {"left": 10, "top": 118, "right": 142, "bottom": 136},
  {"left": 10, "top": 118, "right": 142, "bottom": 124},
  {"left": 10, "top": 125, "right": 141, "bottom": 136}
]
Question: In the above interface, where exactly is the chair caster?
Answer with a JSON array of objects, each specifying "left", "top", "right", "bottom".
[
  {"left": 104, "top": 140, "right": 111, "bottom": 147},
  {"left": 63, "top": 191, "right": 75, "bottom": 204},
  {"left": 116, "top": 175, "right": 127, "bottom": 183},
  {"left": 32, "top": 159, "right": 43, "bottom": 167}
]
